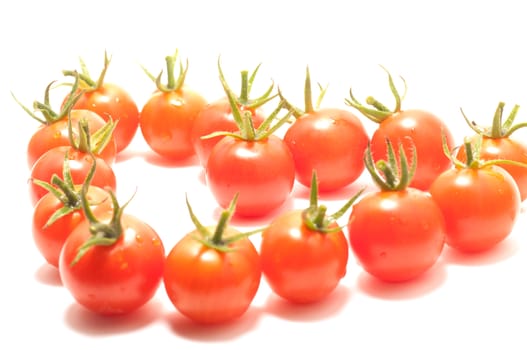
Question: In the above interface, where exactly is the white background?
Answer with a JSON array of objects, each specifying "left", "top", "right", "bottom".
[{"left": 2, "top": 0, "right": 527, "bottom": 349}]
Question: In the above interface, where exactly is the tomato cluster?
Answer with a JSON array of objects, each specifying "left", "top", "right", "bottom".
[{"left": 17, "top": 51, "right": 527, "bottom": 326}]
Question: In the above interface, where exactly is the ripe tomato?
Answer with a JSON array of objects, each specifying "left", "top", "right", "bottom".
[
  {"left": 430, "top": 137, "right": 522, "bottom": 252},
  {"left": 346, "top": 66, "right": 454, "bottom": 190},
  {"left": 164, "top": 195, "right": 261, "bottom": 324},
  {"left": 59, "top": 189, "right": 165, "bottom": 315},
  {"left": 282, "top": 67, "right": 368, "bottom": 191},
  {"left": 205, "top": 64, "right": 295, "bottom": 217},
  {"left": 347, "top": 141, "right": 446, "bottom": 282},
  {"left": 207, "top": 134, "right": 295, "bottom": 217},
  {"left": 139, "top": 51, "right": 207, "bottom": 160},
  {"left": 14, "top": 77, "right": 116, "bottom": 168},
  {"left": 260, "top": 173, "right": 362, "bottom": 303},
  {"left": 191, "top": 63, "right": 274, "bottom": 167},
  {"left": 29, "top": 146, "right": 116, "bottom": 206},
  {"left": 455, "top": 102, "right": 527, "bottom": 201},
  {"left": 33, "top": 182, "right": 111, "bottom": 268},
  {"left": 63, "top": 52, "right": 139, "bottom": 153}
]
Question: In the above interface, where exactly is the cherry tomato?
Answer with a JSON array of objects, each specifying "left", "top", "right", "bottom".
[
  {"left": 32, "top": 185, "right": 111, "bottom": 268},
  {"left": 139, "top": 51, "right": 207, "bottom": 160},
  {"left": 63, "top": 52, "right": 139, "bottom": 153},
  {"left": 29, "top": 109, "right": 117, "bottom": 166},
  {"left": 206, "top": 134, "right": 295, "bottom": 217},
  {"left": 29, "top": 146, "right": 116, "bottom": 206},
  {"left": 455, "top": 102, "right": 527, "bottom": 201},
  {"left": 347, "top": 141, "right": 446, "bottom": 282},
  {"left": 346, "top": 66, "right": 454, "bottom": 190},
  {"left": 282, "top": 67, "right": 369, "bottom": 192},
  {"left": 14, "top": 77, "right": 116, "bottom": 168},
  {"left": 191, "top": 63, "right": 274, "bottom": 167},
  {"left": 430, "top": 137, "right": 521, "bottom": 252},
  {"left": 205, "top": 63, "right": 295, "bottom": 217},
  {"left": 164, "top": 195, "right": 261, "bottom": 324},
  {"left": 59, "top": 188, "right": 165, "bottom": 315},
  {"left": 260, "top": 174, "right": 361, "bottom": 303}
]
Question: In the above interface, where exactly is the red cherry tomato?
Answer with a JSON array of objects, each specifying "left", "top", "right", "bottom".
[
  {"left": 60, "top": 211, "right": 165, "bottom": 315},
  {"left": 260, "top": 210, "right": 349, "bottom": 303},
  {"left": 348, "top": 189, "right": 446, "bottom": 282},
  {"left": 192, "top": 97, "right": 265, "bottom": 168},
  {"left": 163, "top": 195, "right": 261, "bottom": 324},
  {"left": 368, "top": 109, "right": 454, "bottom": 190},
  {"left": 14, "top": 77, "right": 116, "bottom": 168},
  {"left": 32, "top": 185, "right": 112, "bottom": 267},
  {"left": 282, "top": 67, "right": 369, "bottom": 192},
  {"left": 347, "top": 141, "right": 446, "bottom": 282},
  {"left": 455, "top": 102, "right": 527, "bottom": 201},
  {"left": 139, "top": 51, "right": 207, "bottom": 160},
  {"left": 346, "top": 66, "right": 454, "bottom": 190},
  {"left": 29, "top": 146, "right": 116, "bottom": 206},
  {"left": 284, "top": 108, "right": 369, "bottom": 191},
  {"left": 206, "top": 134, "right": 295, "bottom": 217},
  {"left": 140, "top": 88, "right": 206, "bottom": 159},
  {"left": 191, "top": 63, "right": 274, "bottom": 167},
  {"left": 63, "top": 52, "right": 139, "bottom": 153},
  {"left": 71, "top": 82, "right": 139, "bottom": 154},
  {"left": 430, "top": 137, "right": 521, "bottom": 252}
]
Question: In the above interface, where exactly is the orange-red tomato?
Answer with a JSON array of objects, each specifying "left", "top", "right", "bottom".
[
  {"left": 284, "top": 108, "right": 369, "bottom": 192},
  {"left": 139, "top": 88, "right": 207, "bottom": 160},
  {"left": 348, "top": 189, "right": 446, "bottom": 282},
  {"left": 369, "top": 109, "right": 454, "bottom": 190},
  {"left": 429, "top": 164, "right": 521, "bottom": 252},
  {"left": 71, "top": 82, "right": 139, "bottom": 153},
  {"left": 260, "top": 209, "right": 349, "bottom": 303},
  {"left": 456, "top": 135, "right": 527, "bottom": 202},
  {"left": 29, "top": 147, "right": 116, "bottom": 206},
  {"left": 163, "top": 229, "right": 261, "bottom": 324},
  {"left": 190, "top": 96, "right": 265, "bottom": 168},
  {"left": 59, "top": 212, "right": 165, "bottom": 315},
  {"left": 27, "top": 109, "right": 117, "bottom": 168},
  {"left": 32, "top": 185, "right": 112, "bottom": 268},
  {"left": 206, "top": 135, "right": 295, "bottom": 217}
]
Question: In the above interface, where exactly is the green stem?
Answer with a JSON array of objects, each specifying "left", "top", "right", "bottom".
[
  {"left": 239, "top": 70, "right": 249, "bottom": 104},
  {"left": 304, "top": 66, "right": 314, "bottom": 113}
]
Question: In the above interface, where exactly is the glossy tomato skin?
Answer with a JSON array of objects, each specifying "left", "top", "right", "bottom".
[
  {"left": 32, "top": 186, "right": 112, "bottom": 268},
  {"left": 206, "top": 135, "right": 296, "bottom": 217},
  {"left": 71, "top": 83, "right": 140, "bottom": 153},
  {"left": 456, "top": 135, "right": 527, "bottom": 202},
  {"left": 429, "top": 165, "right": 521, "bottom": 252},
  {"left": 59, "top": 213, "right": 165, "bottom": 315},
  {"left": 190, "top": 97, "right": 265, "bottom": 167},
  {"left": 27, "top": 109, "right": 117, "bottom": 168},
  {"left": 260, "top": 209, "right": 349, "bottom": 303},
  {"left": 370, "top": 109, "right": 454, "bottom": 191},
  {"left": 347, "top": 189, "right": 446, "bottom": 282},
  {"left": 284, "top": 108, "right": 369, "bottom": 192},
  {"left": 29, "top": 146, "right": 117, "bottom": 206},
  {"left": 139, "top": 88, "right": 207, "bottom": 160},
  {"left": 163, "top": 229, "right": 261, "bottom": 324}
]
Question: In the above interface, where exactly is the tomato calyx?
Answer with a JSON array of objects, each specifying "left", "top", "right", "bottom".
[
  {"left": 12, "top": 71, "right": 83, "bottom": 125},
  {"left": 461, "top": 101, "right": 527, "bottom": 138},
  {"left": 365, "top": 138, "right": 417, "bottom": 191},
  {"left": 302, "top": 172, "right": 364, "bottom": 233},
  {"left": 186, "top": 193, "right": 262, "bottom": 252},
  {"left": 33, "top": 151, "right": 100, "bottom": 228},
  {"left": 278, "top": 66, "right": 328, "bottom": 118},
  {"left": 202, "top": 59, "right": 292, "bottom": 142},
  {"left": 63, "top": 50, "right": 112, "bottom": 92},
  {"left": 140, "top": 49, "right": 189, "bottom": 93},
  {"left": 345, "top": 65, "right": 408, "bottom": 123},
  {"left": 71, "top": 175, "right": 130, "bottom": 266},
  {"left": 66, "top": 111, "right": 116, "bottom": 156},
  {"left": 445, "top": 133, "right": 527, "bottom": 170}
]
